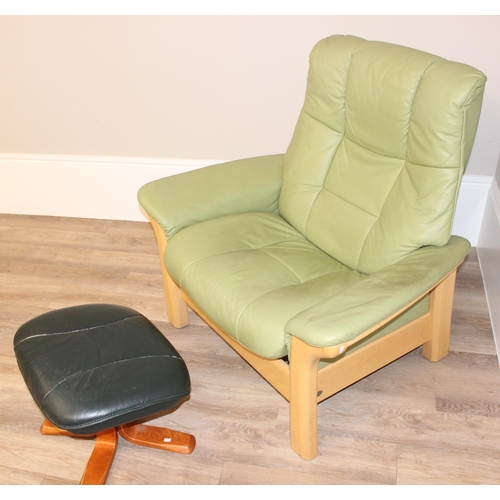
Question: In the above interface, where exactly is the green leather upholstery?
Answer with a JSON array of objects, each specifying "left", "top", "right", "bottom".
[
  {"left": 166, "top": 212, "right": 363, "bottom": 358},
  {"left": 279, "top": 36, "right": 485, "bottom": 274},
  {"left": 138, "top": 35, "right": 486, "bottom": 360},
  {"left": 139, "top": 155, "right": 283, "bottom": 241},
  {"left": 284, "top": 236, "right": 470, "bottom": 350}
]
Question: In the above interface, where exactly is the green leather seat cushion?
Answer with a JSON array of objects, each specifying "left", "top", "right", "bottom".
[
  {"left": 166, "top": 212, "right": 360, "bottom": 358},
  {"left": 166, "top": 211, "right": 429, "bottom": 359}
]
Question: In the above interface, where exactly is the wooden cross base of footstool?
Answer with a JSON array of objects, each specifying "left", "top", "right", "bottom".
[{"left": 41, "top": 419, "right": 195, "bottom": 485}]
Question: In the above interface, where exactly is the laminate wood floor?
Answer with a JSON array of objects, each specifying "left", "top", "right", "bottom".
[{"left": 1, "top": 213, "right": 499, "bottom": 485}]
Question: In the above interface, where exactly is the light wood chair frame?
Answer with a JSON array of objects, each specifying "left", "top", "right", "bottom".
[
  {"left": 41, "top": 417, "right": 195, "bottom": 484},
  {"left": 149, "top": 216, "right": 459, "bottom": 460}
]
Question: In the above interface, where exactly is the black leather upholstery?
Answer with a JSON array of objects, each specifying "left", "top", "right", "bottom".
[{"left": 14, "top": 304, "right": 191, "bottom": 434}]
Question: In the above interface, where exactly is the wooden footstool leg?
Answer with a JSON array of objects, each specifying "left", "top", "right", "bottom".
[
  {"left": 80, "top": 428, "right": 118, "bottom": 485},
  {"left": 118, "top": 423, "right": 196, "bottom": 455},
  {"left": 41, "top": 419, "right": 85, "bottom": 437},
  {"left": 40, "top": 419, "right": 118, "bottom": 485}
]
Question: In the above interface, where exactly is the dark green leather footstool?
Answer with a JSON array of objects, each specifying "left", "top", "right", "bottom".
[{"left": 13, "top": 303, "right": 195, "bottom": 485}]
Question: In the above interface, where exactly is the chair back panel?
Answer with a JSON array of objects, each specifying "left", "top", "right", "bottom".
[{"left": 279, "top": 35, "right": 486, "bottom": 274}]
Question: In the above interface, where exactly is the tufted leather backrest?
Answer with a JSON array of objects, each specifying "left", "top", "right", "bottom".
[{"left": 278, "top": 35, "right": 486, "bottom": 274}]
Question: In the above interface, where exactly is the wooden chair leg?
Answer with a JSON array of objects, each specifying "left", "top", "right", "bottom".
[
  {"left": 422, "top": 269, "right": 457, "bottom": 362},
  {"left": 289, "top": 336, "right": 321, "bottom": 460},
  {"left": 118, "top": 423, "right": 196, "bottom": 455},
  {"left": 148, "top": 215, "right": 189, "bottom": 328},
  {"left": 163, "top": 269, "right": 190, "bottom": 329}
]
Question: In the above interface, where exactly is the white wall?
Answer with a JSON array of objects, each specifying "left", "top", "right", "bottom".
[
  {"left": 496, "top": 152, "right": 500, "bottom": 187},
  {"left": 0, "top": 16, "right": 499, "bottom": 176},
  {"left": 477, "top": 154, "right": 500, "bottom": 360}
]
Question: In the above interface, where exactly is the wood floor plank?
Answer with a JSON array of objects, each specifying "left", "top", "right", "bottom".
[
  {"left": 0, "top": 424, "right": 94, "bottom": 485},
  {"left": 218, "top": 436, "right": 398, "bottom": 485},
  {"left": 434, "top": 352, "right": 500, "bottom": 418},
  {"left": 396, "top": 442, "right": 500, "bottom": 484},
  {"left": 104, "top": 438, "right": 224, "bottom": 485},
  {"left": 0, "top": 213, "right": 114, "bottom": 233},
  {"left": 449, "top": 253, "right": 496, "bottom": 355},
  {"left": 0, "top": 464, "right": 45, "bottom": 485},
  {"left": 1, "top": 224, "right": 158, "bottom": 256}
]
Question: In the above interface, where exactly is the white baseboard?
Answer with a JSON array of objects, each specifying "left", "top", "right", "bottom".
[
  {"left": 452, "top": 175, "right": 493, "bottom": 247},
  {"left": 0, "top": 153, "right": 492, "bottom": 246},
  {"left": 0, "top": 153, "right": 219, "bottom": 222},
  {"left": 477, "top": 178, "right": 500, "bottom": 362}
]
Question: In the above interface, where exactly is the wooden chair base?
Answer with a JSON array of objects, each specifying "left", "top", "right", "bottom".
[{"left": 40, "top": 419, "right": 196, "bottom": 485}]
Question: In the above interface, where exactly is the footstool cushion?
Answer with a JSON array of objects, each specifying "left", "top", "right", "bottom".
[{"left": 13, "top": 304, "right": 191, "bottom": 435}]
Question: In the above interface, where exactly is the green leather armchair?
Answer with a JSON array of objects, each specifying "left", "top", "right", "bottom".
[{"left": 138, "top": 35, "right": 486, "bottom": 459}]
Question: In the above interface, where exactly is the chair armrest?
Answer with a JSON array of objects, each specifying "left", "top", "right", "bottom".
[
  {"left": 284, "top": 236, "right": 471, "bottom": 350},
  {"left": 138, "top": 154, "right": 283, "bottom": 240}
]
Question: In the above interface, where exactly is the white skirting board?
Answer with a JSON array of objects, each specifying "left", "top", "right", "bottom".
[
  {"left": 0, "top": 153, "right": 493, "bottom": 246},
  {"left": 452, "top": 174, "right": 494, "bottom": 247},
  {"left": 477, "top": 178, "right": 500, "bottom": 362},
  {"left": 0, "top": 153, "right": 220, "bottom": 223}
]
